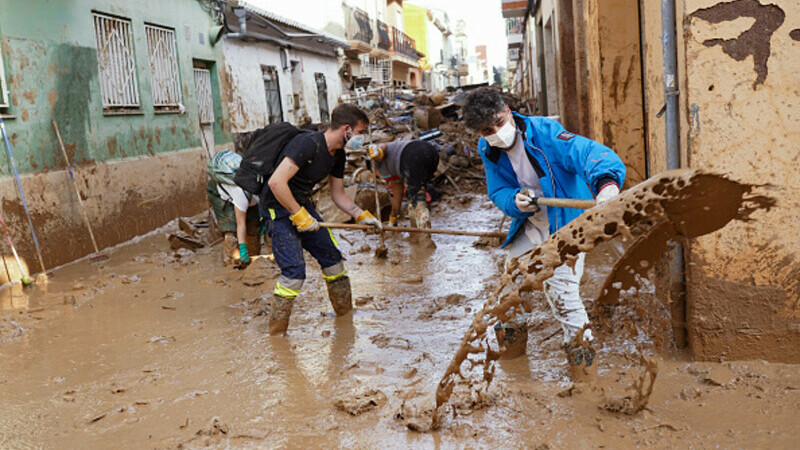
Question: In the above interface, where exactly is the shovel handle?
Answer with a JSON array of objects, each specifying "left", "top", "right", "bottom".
[
  {"left": 534, "top": 197, "right": 596, "bottom": 209},
  {"left": 318, "top": 222, "right": 506, "bottom": 239}
]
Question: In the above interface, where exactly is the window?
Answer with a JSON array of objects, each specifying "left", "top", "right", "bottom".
[
  {"left": 0, "top": 46, "right": 9, "bottom": 108},
  {"left": 145, "top": 24, "right": 182, "bottom": 111},
  {"left": 92, "top": 12, "right": 140, "bottom": 110},
  {"left": 262, "top": 66, "right": 283, "bottom": 124},
  {"left": 193, "top": 68, "right": 214, "bottom": 124}
]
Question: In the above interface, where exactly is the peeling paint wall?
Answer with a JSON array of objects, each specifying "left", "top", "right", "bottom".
[
  {"left": 679, "top": 0, "right": 800, "bottom": 362},
  {"left": 597, "top": 0, "right": 647, "bottom": 186},
  {"left": 0, "top": 0, "right": 230, "bottom": 267},
  {"left": 220, "top": 38, "right": 341, "bottom": 131}
]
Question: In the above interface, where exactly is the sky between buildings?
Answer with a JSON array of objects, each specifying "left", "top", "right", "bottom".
[
  {"left": 247, "top": 0, "right": 508, "bottom": 70},
  {"left": 406, "top": 0, "right": 507, "bottom": 69}
]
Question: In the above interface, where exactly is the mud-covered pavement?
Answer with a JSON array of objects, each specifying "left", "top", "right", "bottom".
[{"left": 1, "top": 194, "right": 799, "bottom": 449}]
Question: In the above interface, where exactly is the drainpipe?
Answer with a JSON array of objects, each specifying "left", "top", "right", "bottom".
[
  {"left": 661, "top": 0, "right": 687, "bottom": 348},
  {"left": 226, "top": 8, "right": 248, "bottom": 39}
]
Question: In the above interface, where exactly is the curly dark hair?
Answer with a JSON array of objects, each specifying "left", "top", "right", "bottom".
[{"left": 463, "top": 87, "right": 507, "bottom": 132}]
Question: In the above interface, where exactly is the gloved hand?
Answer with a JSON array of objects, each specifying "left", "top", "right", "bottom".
[
  {"left": 356, "top": 210, "right": 382, "bottom": 230},
  {"left": 388, "top": 214, "right": 399, "bottom": 226},
  {"left": 238, "top": 243, "right": 250, "bottom": 264},
  {"left": 366, "top": 144, "right": 384, "bottom": 162},
  {"left": 515, "top": 188, "right": 540, "bottom": 213},
  {"left": 290, "top": 207, "right": 320, "bottom": 232},
  {"left": 596, "top": 183, "right": 620, "bottom": 204}
]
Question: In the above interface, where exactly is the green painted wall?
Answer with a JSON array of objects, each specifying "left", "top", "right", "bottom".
[{"left": 0, "top": 0, "right": 231, "bottom": 174}]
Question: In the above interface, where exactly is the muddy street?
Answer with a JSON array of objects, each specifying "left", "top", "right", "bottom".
[{"left": 0, "top": 194, "right": 796, "bottom": 449}]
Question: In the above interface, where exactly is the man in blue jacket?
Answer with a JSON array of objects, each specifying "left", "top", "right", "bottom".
[{"left": 463, "top": 87, "right": 625, "bottom": 381}]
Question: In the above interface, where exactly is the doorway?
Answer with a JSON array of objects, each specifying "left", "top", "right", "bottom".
[
  {"left": 193, "top": 65, "right": 215, "bottom": 157},
  {"left": 315, "top": 73, "right": 329, "bottom": 123}
]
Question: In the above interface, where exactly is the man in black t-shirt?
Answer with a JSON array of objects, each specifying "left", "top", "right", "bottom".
[{"left": 264, "top": 103, "right": 381, "bottom": 335}]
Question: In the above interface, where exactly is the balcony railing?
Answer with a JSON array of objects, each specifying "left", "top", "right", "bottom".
[
  {"left": 376, "top": 19, "right": 392, "bottom": 51},
  {"left": 391, "top": 27, "right": 417, "bottom": 59},
  {"left": 344, "top": 5, "right": 373, "bottom": 45},
  {"left": 343, "top": 5, "right": 417, "bottom": 60}
]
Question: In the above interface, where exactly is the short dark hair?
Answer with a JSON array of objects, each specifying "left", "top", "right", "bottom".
[
  {"left": 330, "top": 103, "right": 369, "bottom": 129},
  {"left": 463, "top": 87, "right": 506, "bottom": 132}
]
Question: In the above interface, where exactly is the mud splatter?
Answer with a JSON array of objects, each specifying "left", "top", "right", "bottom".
[
  {"left": 689, "top": 0, "right": 785, "bottom": 88},
  {"left": 603, "top": 353, "right": 659, "bottom": 415},
  {"left": 434, "top": 169, "right": 774, "bottom": 421}
]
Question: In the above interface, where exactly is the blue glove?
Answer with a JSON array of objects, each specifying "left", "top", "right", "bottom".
[{"left": 238, "top": 243, "right": 250, "bottom": 264}]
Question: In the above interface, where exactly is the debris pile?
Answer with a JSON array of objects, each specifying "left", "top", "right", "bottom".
[{"left": 340, "top": 86, "right": 531, "bottom": 205}]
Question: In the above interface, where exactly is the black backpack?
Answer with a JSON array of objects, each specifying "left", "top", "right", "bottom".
[{"left": 234, "top": 122, "right": 306, "bottom": 195}]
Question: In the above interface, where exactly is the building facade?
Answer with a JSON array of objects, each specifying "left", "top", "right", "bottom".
[
  {"left": 219, "top": 2, "right": 347, "bottom": 131},
  {"left": 0, "top": 0, "right": 228, "bottom": 269},
  {"left": 504, "top": 0, "right": 800, "bottom": 363}
]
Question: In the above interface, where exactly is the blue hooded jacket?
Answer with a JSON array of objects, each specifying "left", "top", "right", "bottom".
[{"left": 478, "top": 112, "right": 626, "bottom": 248}]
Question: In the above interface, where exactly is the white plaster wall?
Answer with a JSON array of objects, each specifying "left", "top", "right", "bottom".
[
  {"left": 221, "top": 38, "right": 342, "bottom": 131},
  {"left": 294, "top": 51, "right": 343, "bottom": 122}
]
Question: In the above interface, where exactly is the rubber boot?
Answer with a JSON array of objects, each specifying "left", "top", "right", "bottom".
[
  {"left": 494, "top": 315, "right": 528, "bottom": 359},
  {"left": 407, "top": 203, "right": 417, "bottom": 228},
  {"left": 414, "top": 202, "right": 431, "bottom": 229},
  {"left": 564, "top": 334, "right": 597, "bottom": 383},
  {"left": 326, "top": 275, "right": 353, "bottom": 316},
  {"left": 222, "top": 233, "right": 238, "bottom": 267},
  {"left": 269, "top": 294, "right": 294, "bottom": 335}
]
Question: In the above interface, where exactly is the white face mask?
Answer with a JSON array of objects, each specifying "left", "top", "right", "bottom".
[
  {"left": 345, "top": 134, "right": 364, "bottom": 150},
  {"left": 485, "top": 114, "right": 517, "bottom": 149}
]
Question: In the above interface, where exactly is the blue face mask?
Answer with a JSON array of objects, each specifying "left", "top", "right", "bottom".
[{"left": 345, "top": 134, "right": 365, "bottom": 150}]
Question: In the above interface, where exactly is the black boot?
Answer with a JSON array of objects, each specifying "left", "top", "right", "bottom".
[
  {"left": 564, "top": 337, "right": 597, "bottom": 382},
  {"left": 326, "top": 275, "right": 353, "bottom": 316}
]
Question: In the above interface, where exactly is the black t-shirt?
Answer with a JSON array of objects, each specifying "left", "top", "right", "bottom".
[{"left": 264, "top": 131, "right": 345, "bottom": 208}]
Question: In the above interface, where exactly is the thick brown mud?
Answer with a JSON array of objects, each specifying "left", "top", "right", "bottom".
[
  {"left": 0, "top": 181, "right": 797, "bottom": 449},
  {"left": 435, "top": 169, "right": 775, "bottom": 424}
]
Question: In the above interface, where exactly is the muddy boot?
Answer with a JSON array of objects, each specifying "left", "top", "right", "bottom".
[
  {"left": 564, "top": 338, "right": 597, "bottom": 383},
  {"left": 494, "top": 317, "right": 528, "bottom": 359},
  {"left": 407, "top": 203, "right": 418, "bottom": 228},
  {"left": 414, "top": 202, "right": 431, "bottom": 229},
  {"left": 269, "top": 294, "right": 294, "bottom": 335},
  {"left": 326, "top": 275, "right": 353, "bottom": 316},
  {"left": 222, "top": 233, "right": 238, "bottom": 267}
]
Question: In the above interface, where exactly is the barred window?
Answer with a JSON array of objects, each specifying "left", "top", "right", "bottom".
[
  {"left": 193, "top": 68, "right": 214, "bottom": 124},
  {"left": 92, "top": 12, "right": 140, "bottom": 109},
  {"left": 0, "top": 46, "right": 9, "bottom": 108},
  {"left": 145, "top": 24, "right": 182, "bottom": 110}
]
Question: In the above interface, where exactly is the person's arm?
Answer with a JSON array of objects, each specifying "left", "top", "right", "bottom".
[
  {"left": 330, "top": 176, "right": 382, "bottom": 228},
  {"left": 330, "top": 175, "right": 363, "bottom": 218},
  {"left": 267, "top": 158, "right": 302, "bottom": 214},
  {"left": 479, "top": 139, "right": 530, "bottom": 219},
  {"left": 234, "top": 207, "right": 248, "bottom": 244},
  {"left": 538, "top": 118, "right": 626, "bottom": 194},
  {"left": 389, "top": 179, "right": 404, "bottom": 219}
]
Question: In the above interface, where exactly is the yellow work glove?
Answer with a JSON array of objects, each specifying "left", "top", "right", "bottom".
[
  {"left": 388, "top": 214, "right": 398, "bottom": 226},
  {"left": 290, "top": 207, "right": 320, "bottom": 232},
  {"left": 366, "top": 144, "right": 384, "bottom": 162},
  {"left": 356, "top": 210, "right": 382, "bottom": 230}
]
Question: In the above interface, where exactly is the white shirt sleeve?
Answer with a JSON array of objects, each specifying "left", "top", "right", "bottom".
[{"left": 217, "top": 184, "right": 253, "bottom": 212}]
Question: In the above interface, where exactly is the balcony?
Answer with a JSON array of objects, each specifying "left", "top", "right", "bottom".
[
  {"left": 344, "top": 5, "right": 374, "bottom": 54},
  {"left": 391, "top": 27, "right": 417, "bottom": 59},
  {"left": 376, "top": 19, "right": 392, "bottom": 51}
]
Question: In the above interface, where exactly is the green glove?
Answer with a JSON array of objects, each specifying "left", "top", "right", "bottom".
[{"left": 238, "top": 243, "right": 250, "bottom": 264}]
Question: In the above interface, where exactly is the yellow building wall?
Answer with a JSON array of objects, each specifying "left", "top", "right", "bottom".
[{"left": 403, "top": 3, "right": 429, "bottom": 69}]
